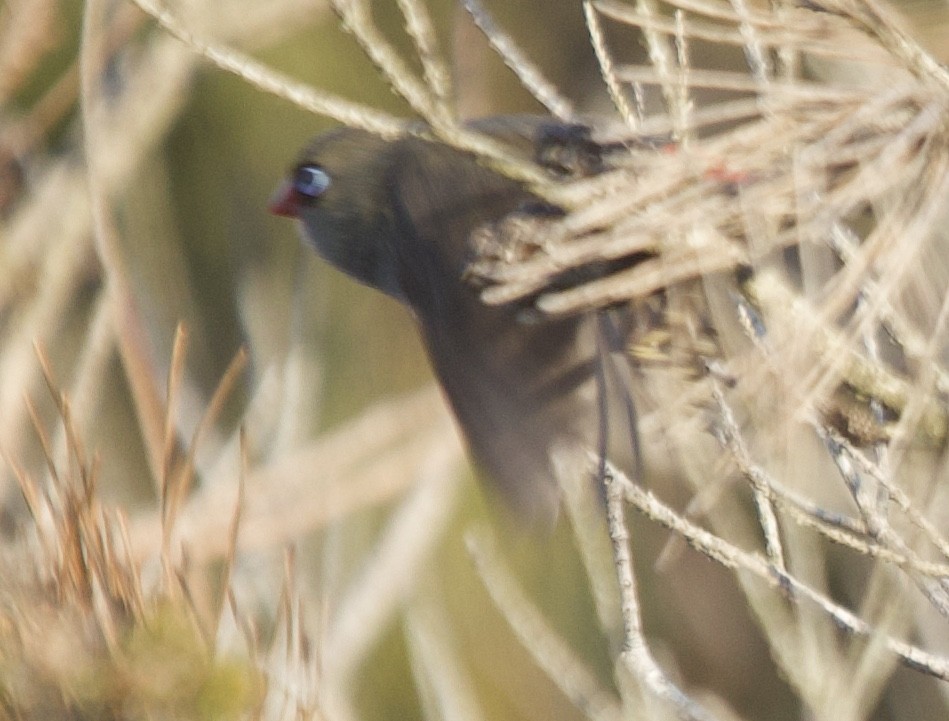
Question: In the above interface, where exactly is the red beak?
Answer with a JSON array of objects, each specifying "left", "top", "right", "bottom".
[{"left": 268, "top": 180, "right": 300, "bottom": 217}]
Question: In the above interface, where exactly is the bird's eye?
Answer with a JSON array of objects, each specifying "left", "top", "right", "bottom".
[{"left": 292, "top": 164, "right": 331, "bottom": 200}]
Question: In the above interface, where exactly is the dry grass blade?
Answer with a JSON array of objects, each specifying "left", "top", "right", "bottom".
[
  {"left": 595, "top": 0, "right": 899, "bottom": 62},
  {"left": 584, "top": 1, "right": 638, "bottom": 127},
  {"left": 0, "top": 358, "right": 293, "bottom": 719},
  {"left": 127, "top": 0, "right": 408, "bottom": 138},
  {"left": 210, "top": 428, "right": 248, "bottom": 641},
  {"left": 710, "top": 384, "right": 949, "bottom": 576},
  {"left": 816, "top": 425, "right": 949, "bottom": 564},
  {"left": 329, "top": 0, "right": 441, "bottom": 122},
  {"left": 321, "top": 442, "right": 460, "bottom": 686},
  {"left": 466, "top": 528, "right": 625, "bottom": 721},
  {"left": 462, "top": 0, "right": 577, "bottom": 120},
  {"left": 23, "top": 393, "right": 59, "bottom": 489},
  {"left": 162, "top": 346, "right": 248, "bottom": 543},
  {"left": 159, "top": 325, "right": 189, "bottom": 535},
  {"left": 6, "top": 0, "right": 949, "bottom": 717},
  {"left": 395, "top": 0, "right": 453, "bottom": 109},
  {"left": 129, "top": 385, "right": 457, "bottom": 563},
  {"left": 80, "top": 0, "right": 174, "bottom": 483},
  {"left": 262, "top": 547, "right": 324, "bottom": 720},
  {"left": 605, "top": 461, "right": 949, "bottom": 680},
  {"left": 34, "top": 346, "right": 91, "bottom": 488},
  {"left": 404, "top": 595, "right": 485, "bottom": 721},
  {"left": 744, "top": 272, "right": 948, "bottom": 445}
]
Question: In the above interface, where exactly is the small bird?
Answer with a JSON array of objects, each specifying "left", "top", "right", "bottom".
[{"left": 270, "top": 119, "right": 622, "bottom": 523}]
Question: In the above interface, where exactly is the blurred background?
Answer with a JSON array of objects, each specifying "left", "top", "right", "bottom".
[{"left": 3, "top": 1, "right": 949, "bottom": 719}]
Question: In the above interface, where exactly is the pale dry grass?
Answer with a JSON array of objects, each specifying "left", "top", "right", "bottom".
[{"left": 3, "top": 0, "right": 949, "bottom": 720}]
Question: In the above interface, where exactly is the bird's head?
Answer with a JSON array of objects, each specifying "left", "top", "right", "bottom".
[{"left": 270, "top": 127, "right": 406, "bottom": 300}]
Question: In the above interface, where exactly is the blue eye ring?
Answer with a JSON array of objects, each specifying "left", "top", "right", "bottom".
[{"left": 292, "top": 164, "right": 331, "bottom": 200}]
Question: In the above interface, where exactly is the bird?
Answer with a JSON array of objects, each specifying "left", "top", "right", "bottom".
[{"left": 270, "top": 118, "right": 634, "bottom": 524}]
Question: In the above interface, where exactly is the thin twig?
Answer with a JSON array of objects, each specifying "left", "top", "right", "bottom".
[
  {"left": 607, "top": 460, "right": 949, "bottom": 681},
  {"left": 603, "top": 463, "right": 723, "bottom": 721},
  {"left": 583, "top": 1, "right": 636, "bottom": 128},
  {"left": 462, "top": 0, "right": 576, "bottom": 121},
  {"left": 128, "top": 0, "right": 408, "bottom": 137}
]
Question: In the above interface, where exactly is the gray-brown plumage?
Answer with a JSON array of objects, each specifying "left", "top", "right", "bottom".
[{"left": 271, "top": 120, "right": 610, "bottom": 523}]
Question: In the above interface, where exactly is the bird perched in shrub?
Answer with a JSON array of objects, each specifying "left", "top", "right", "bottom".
[{"left": 270, "top": 118, "right": 632, "bottom": 524}]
